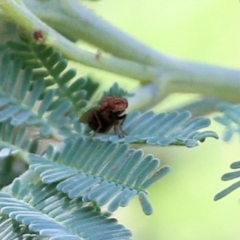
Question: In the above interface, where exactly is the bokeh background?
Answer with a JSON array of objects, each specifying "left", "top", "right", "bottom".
[{"left": 83, "top": 1, "right": 240, "bottom": 239}]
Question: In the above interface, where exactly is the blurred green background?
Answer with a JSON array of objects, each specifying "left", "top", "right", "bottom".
[{"left": 84, "top": 1, "right": 240, "bottom": 239}]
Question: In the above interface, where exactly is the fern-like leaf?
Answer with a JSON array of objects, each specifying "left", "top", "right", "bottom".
[
  {"left": 0, "top": 215, "right": 38, "bottom": 240},
  {"left": 0, "top": 175, "right": 132, "bottom": 240},
  {"left": 29, "top": 137, "right": 170, "bottom": 215},
  {"left": 89, "top": 111, "right": 218, "bottom": 147},
  {"left": 0, "top": 121, "right": 37, "bottom": 159},
  {"left": 79, "top": 76, "right": 99, "bottom": 101},
  {"left": 6, "top": 41, "right": 98, "bottom": 114},
  {"left": 215, "top": 103, "right": 240, "bottom": 141},
  {"left": 0, "top": 121, "right": 34, "bottom": 186},
  {"left": 0, "top": 54, "right": 86, "bottom": 138},
  {"left": 102, "top": 82, "right": 133, "bottom": 98},
  {"left": 214, "top": 160, "right": 240, "bottom": 201}
]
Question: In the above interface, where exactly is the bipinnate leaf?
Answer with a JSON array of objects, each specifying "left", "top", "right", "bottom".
[
  {"left": 0, "top": 215, "right": 38, "bottom": 240},
  {"left": 0, "top": 177, "right": 132, "bottom": 240},
  {"left": 0, "top": 54, "right": 86, "bottom": 139},
  {"left": 29, "top": 137, "right": 170, "bottom": 215},
  {"left": 0, "top": 121, "right": 37, "bottom": 159},
  {"left": 215, "top": 103, "right": 240, "bottom": 141},
  {"left": 214, "top": 160, "right": 240, "bottom": 201},
  {"left": 6, "top": 41, "right": 94, "bottom": 113},
  {"left": 91, "top": 111, "right": 218, "bottom": 147},
  {"left": 103, "top": 82, "right": 133, "bottom": 98}
]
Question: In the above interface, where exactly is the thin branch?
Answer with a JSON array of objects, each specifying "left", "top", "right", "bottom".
[
  {"left": 1, "top": 0, "right": 240, "bottom": 104},
  {"left": 0, "top": 0, "right": 159, "bottom": 83},
  {"left": 168, "top": 98, "right": 221, "bottom": 117},
  {"left": 24, "top": 0, "right": 171, "bottom": 66},
  {"left": 127, "top": 83, "right": 166, "bottom": 112}
]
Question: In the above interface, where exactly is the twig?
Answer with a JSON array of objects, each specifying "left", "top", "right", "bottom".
[{"left": 1, "top": 0, "right": 240, "bottom": 105}]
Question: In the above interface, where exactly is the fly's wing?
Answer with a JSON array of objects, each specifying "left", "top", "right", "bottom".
[{"left": 80, "top": 108, "right": 95, "bottom": 123}]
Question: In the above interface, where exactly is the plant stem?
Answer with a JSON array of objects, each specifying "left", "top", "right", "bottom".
[
  {"left": 0, "top": 0, "right": 158, "bottom": 83},
  {"left": 1, "top": 0, "right": 240, "bottom": 104},
  {"left": 169, "top": 98, "right": 221, "bottom": 117}
]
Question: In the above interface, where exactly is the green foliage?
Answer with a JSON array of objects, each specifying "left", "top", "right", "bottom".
[
  {"left": 0, "top": 37, "right": 218, "bottom": 239},
  {"left": 0, "top": 174, "right": 131, "bottom": 240},
  {"left": 214, "top": 160, "right": 240, "bottom": 201},
  {"left": 102, "top": 82, "right": 133, "bottom": 98},
  {"left": 0, "top": 1, "right": 240, "bottom": 239},
  {"left": 29, "top": 137, "right": 170, "bottom": 215},
  {"left": 0, "top": 52, "right": 86, "bottom": 139},
  {"left": 0, "top": 215, "right": 38, "bottom": 240},
  {"left": 213, "top": 103, "right": 240, "bottom": 201},
  {"left": 215, "top": 103, "right": 240, "bottom": 141},
  {"left": 95, "top": 111, "right": 218, "bottom": 147},
  {"left": 0, "top": 121, "right": 37, "bottom": 157},
  {"left": 0, "top": 155, "right": 27, "bottom": 189},
  {"left": 6, "top": 41, "right": 90, "bottom": 114}
]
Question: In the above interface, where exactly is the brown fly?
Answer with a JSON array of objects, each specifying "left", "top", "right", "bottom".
[{"left": 80, "top": 96, "right": 128, "bottom": 138}]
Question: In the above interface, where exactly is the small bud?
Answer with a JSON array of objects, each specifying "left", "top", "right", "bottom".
[{"left": 33, "top": 30, "right": 43, "bottom": 41}]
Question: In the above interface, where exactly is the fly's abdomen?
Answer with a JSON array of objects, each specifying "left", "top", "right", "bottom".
[{"left": 89, "top": 110, "right": 116, "bottom": 133}]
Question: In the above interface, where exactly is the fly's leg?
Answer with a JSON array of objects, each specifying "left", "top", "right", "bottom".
[
  {"left": 94, "top": 111, "right": 102, "bottom": 133},
  {"left": 115, "top": 114, "right": 127, "bottom": 137},
  {"left": 117, "top": 114, "right": 126, "bottom": 125},
  {"left": 114, "top": 125, "right": 126, "bottom": 138},
  {"left": 89, "top": 111, "right": 102, "bottom": 138}
]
